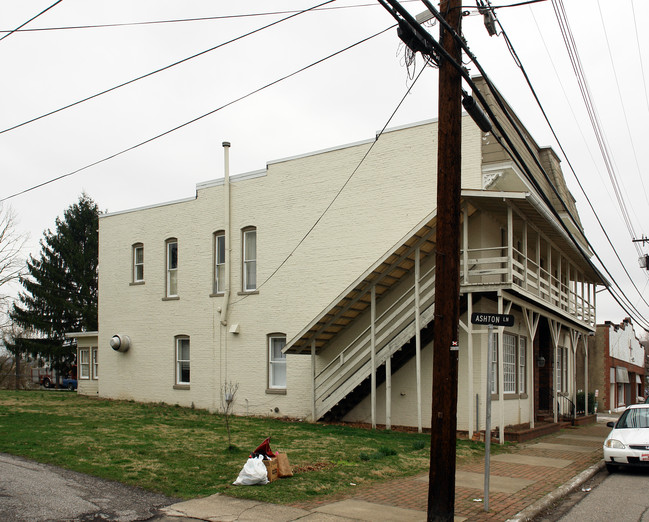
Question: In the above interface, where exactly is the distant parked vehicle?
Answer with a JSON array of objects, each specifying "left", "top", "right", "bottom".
[
  {"left": 61, "top": 377, "right": 77, "bottom": 391},
  {"left": 32, "top": 366, "right": 77, "bottom": 390}
]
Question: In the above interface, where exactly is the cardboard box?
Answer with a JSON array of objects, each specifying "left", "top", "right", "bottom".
[{"left": 263, "top": 457, "right": 278, "bottom": 482}]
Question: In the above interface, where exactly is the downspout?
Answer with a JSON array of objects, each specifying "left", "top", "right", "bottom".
[
  {"left": 220, "top": 142, "right": 232, "bottom": 386},
  {"left": 220, "top": 141, "right": 232, "bottom": 327}
]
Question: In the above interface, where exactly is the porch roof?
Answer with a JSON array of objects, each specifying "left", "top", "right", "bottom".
[
  {"left": 284, "top": 190, "right": 605, "bottom": 355},
  {"left": 462, "top": 189, "right": 606, "bottom": 285}
]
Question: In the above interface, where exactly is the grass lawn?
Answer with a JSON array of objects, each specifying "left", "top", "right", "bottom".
[{"left": 0, "top": 390, "right": 499, "bottom": 504}]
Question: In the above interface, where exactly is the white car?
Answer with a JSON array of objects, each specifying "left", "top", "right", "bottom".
[{"left": 603, "top": 404, "right": 649, "bottom": 473}]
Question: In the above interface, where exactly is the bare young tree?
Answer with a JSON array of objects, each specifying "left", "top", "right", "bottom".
[
  {"left": 220, "top": 381, "right": 239, "bottom": 451},
  {"left": 0, "top": 204, "right": 26, "bottom": 331}
]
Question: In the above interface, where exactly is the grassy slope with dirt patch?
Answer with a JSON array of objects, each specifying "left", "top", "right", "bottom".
[{"left": 0, "top": 390, "right": 505, "bottom": 504}]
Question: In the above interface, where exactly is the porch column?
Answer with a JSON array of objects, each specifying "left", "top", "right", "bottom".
[
  {"left": 498, "top": 294, "right": 505, "bottom": 443},
  {"left": 584, "top": 335, "right": 589, "bottom": 415},
  {"left": 523, "top": 309, "right": 539, "bottom": 429},
  {"left": 570, "top": 330, "right": 580, "bottom": 417},
  {"left": 522, "top": 219, "right": 528, "bottom": 287},
  {"left": 463, "top": 204, "right": 469, "bottom": 283},
  {"left": 549, "top": 319, "right": 562, "bottom": 423},
  {"left": 386, "top": 355, "right": 392, "bottom": 430},
  {"left": 371, "top": 285, "right": 376, "bottom": 429},
  {"left": 507, "top": 206, "right": 513, "bottom": 283},
  {"left": 311, "top": 339, "right": 316, "bottom": 421},
  {"left": 466, "top": 293, "right": 474, "bottom": 438},
  {"left": 415, "top": 247, "right": 422, "bottom": 433}
]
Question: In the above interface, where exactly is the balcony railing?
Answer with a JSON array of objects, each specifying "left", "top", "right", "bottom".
[{"left": 461, "top": 246, "right": 595, "bottom": 326}]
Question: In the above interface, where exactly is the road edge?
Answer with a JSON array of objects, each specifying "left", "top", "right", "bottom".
[{"left": 505, "top": 459, "right": 605, "bottom": 522}]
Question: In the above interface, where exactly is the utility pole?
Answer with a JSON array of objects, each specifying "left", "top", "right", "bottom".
[{"left": 428, "top": 0, "right": 462, "bottom": 520}]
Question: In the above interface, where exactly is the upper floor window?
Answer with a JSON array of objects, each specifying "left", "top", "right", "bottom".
[
  {"left": 214, "top": 231, "right": 225, "bottom": 294},
  {"left": 243, "top": 227, "right": 257, "bottom": 292},
  {"left": 176, "top": 336, "right": 190, "bottom": 385},
  {"left": 166, "top": 239, "right": 178, "bottom": 297},
  {"left": 133, "top": 243, "right": 144, "bottom": 283},
  {"left": 268, "top": 334, "right": 286, "bottom": 389}
]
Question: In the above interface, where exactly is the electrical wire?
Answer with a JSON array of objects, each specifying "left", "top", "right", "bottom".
[
  {"left": 231, "top": 60, "right": 430, "bottom": 303},
  {"left": 0, "top": 0, "right": 63, "bottom": 42},
  {"left": 399, "top": 0, "right": 649, "bottom": 328},
  {"left": 480, "top": 1, "right": 649, "bottom": 327},
  {"left": 522, "top": 9, "right": 649, "bottom": 306},
  {"left": 0, "top": 2, "right": 417, "bottom": 33},
  {"left": 0, "top": 0, "right": 335, "bottom": 135},
  {"left": 594, "top": 0, "right": 649, "bottom": 216},
  {"left": 0, "top": 25, "right": 396, "bottom": 203},
  {"left": 631, "top": 0, "right": 649, "bottom": 116}
]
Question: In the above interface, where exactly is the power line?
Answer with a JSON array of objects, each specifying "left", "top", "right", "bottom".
[
  {"left": 232, "top": 59, "right": 429, "bottom": 302},
  {"left": 0, "top": 2, "right": 414, "bottom": 33},
  {"left": 0, "top": 25, "right": 395, "bottom": 203},
  {"left": 411, "top": 0, "right": 649, "bottom": 328},
  {"left": 0, "top": 0, "right": 335, "bottom": 135},
  {"left": 485, "top": 0, "right": 649, "bottom": 327},
  {"left": 0, "top": 0, "right": 63, "bottom": 42}
]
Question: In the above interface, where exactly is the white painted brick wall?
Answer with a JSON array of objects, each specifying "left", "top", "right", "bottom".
[{"left": 98, "top": 117, "right": 484, "bottom": 420}]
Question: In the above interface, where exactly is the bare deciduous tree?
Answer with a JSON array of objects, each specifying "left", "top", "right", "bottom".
[
  {"left": 221, "top": 381, "right": 239, "bottom": 451},
  {"left": 0, "top": 204, "right": 26, "bottom": 331}
]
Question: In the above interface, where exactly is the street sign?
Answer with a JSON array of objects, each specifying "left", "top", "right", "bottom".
[{"left": 470, "top": 313, "right": 514, "bottom": 327}]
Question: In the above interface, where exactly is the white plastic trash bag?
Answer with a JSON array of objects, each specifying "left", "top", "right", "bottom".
[{"left": 233, "top": 455, "right": 269, "bottom": 486}]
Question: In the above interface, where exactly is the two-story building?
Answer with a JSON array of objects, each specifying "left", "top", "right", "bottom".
[
  {"left": 70, "top": 78, "right": 605, "bottom": 441},
  {"left": 586, "top": 318, "right": 646, "bottom": 412}
]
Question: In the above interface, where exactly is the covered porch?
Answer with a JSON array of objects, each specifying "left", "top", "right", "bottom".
[{"left": 284, "top": 190, "right": 605, "bottom": 441}]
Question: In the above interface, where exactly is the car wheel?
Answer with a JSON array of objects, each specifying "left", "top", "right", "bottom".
[
  {"left": 67, "top": 383, "right": 75, "bottom": 391},
  {"left": 42, "top": 378, "right": 51, "bottom": 388},
  {"left": 605, "top": 462, "right": 617, "bottom": 473}
]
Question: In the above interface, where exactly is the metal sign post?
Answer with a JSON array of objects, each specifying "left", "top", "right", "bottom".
[
  {"left": 471, "top": 313, "right": 514, "bottom": 512},
  {"left": 484, "top": 324, "right": 493, "bottom": 512}
]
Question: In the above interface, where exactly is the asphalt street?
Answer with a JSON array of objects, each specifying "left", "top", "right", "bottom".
[{"left": 0, "top": 453, "right": 177, "bottom": 522}]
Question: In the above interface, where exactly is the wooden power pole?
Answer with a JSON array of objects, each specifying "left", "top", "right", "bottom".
[{"left": 428, "top": 0, "right": 462, "bottom": 520}]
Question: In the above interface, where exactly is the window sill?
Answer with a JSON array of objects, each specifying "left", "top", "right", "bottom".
[
  {"left": 130, "top": 281, "right": 145, "bottom": 286},
  {"left": 173, "top": 384, "right": 190, "bottom": 390},
  {"left": 491, "top": 393, "right": 528, "bottom": 400},
  {"left": 209, "top": 292, "right": 225, "bottom": 298},
  {"left": 162, "top": 296, "right": 180, "bottom": 301},
  {"left": 266, "top": 388, "right": 286, "bottom": 395},
  {"left": 238, "top": 290, "right": 259, "bottom": 296}
]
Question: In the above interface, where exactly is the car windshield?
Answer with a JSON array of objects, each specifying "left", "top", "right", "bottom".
[{"left": 616, "top": 408, "right": 649, "bottom": 429}]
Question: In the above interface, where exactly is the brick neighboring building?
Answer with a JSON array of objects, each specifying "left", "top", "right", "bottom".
[{"left": 587, "top": 318, "right": 646, "bottom": 412}]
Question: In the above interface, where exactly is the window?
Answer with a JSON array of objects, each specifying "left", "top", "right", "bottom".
[
  {"left": 166, "top": 239, "right": 178, "bottom": 297},
  {"left": 243, "top": 228, "right": 257, "bottom": 292},
  {"left": 214, "top": 232, "right": 225, "bottom": 294},
  {"left": 503, "top": 334, "right": 517, "bottom": 393},
  {"left": 491, "top": 332, "right": 527, "bottom": 396},
  {"left": 79, "top": 349, "right": 90, "bottom": 379},
  {"left": 268, "top": 334, "right": 286, "bottom": 389},
  {"left": 557, "top": 346, "right": 568, "bottom": 393},
  {"left": 133, "top": 243, "right": 144, "bottom": 283},
  {"left": 92, "top": 347, "right": 98, "bottom": 379},
  {"left": 518, "top": 337, "right": 526, "bottom": 394},
  {"left": 175, "top": 336, "right": 190, "bottom": 385}
]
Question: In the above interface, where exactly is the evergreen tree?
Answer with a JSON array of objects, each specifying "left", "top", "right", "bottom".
[{"left": 11, "top": 194, "right": 99, "bottom": 374}]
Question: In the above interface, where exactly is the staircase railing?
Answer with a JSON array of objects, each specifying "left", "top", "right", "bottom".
[{"left": 313, "top": 265, "right": 436, "bottom": 419}]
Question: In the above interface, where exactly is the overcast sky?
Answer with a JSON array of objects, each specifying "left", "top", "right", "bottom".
[{"left": 1, "top": 0, "right": 648, "bottom": 331}]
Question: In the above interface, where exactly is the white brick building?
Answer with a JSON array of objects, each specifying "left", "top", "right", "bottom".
[{"left": 71, "top": 79, "right": 605, "bottom": 440}]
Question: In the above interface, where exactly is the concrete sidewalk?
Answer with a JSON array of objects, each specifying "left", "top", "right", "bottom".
[{"left": 158, "top": 415, "right": 614, "bottom": 522}]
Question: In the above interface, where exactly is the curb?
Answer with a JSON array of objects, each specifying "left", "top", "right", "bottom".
[{"left": 505, "top": 459, "right": 605, "bottom": 522}]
